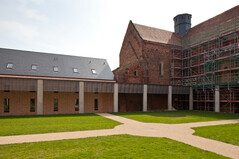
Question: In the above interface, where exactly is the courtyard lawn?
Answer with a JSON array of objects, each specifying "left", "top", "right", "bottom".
[
  {"left": 0, "top": 114, "right": 121, "bottom": 136},
  {"left": 0, "top": 135, "right": 228, "bottom": 159},
  {"left": 112, "top": 110, "right": 239, "bottom": 124},
  {"left": 193, "top": 123, "right": 239, "bottom": 146}
]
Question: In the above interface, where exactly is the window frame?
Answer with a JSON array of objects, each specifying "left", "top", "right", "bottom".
[
  {"left": 159, "top": 63, "right": 164, "bottom": 77},
  {"left": 30, "top": 98, "right": 35, "bottom": 112},
  {"left": 4, "top": 98, "right": 10, "bottom": 113},
  {"left": 54, "top": 98, "right": 58, "bottom": 111},
  {"left": 94, "top": 99, "right": 98, "bottom": 111},
  {"left": 75, "top": 98, "right": 79, "bottom": 111}
]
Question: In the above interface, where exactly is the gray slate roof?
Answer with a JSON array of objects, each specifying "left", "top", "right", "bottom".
[{"left": 0, "top": 48, "right": 115, "bottom": 81}]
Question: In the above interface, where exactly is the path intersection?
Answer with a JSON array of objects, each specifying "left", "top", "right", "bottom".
[{"left": 0, "top": 113, "right": 239, "bottom": 158}]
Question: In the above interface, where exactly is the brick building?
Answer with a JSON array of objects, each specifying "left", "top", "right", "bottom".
[
  {"left": 0, "top": 48, "right": 190, "bottom": 115},
  {"left": 0, "top": 48, "right": 116, "bottom": 116},
  {"left": 114, "top": 20, "right": 181, "bottom": 84},
  {"left": 2, "top": 5, "right": 238, "bottom": 115},
  {"left": 114, "top": 5, "right": 239, "bottom": 113}
]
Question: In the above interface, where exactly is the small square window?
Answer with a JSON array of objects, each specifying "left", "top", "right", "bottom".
[
  {"left": 73, "top": 68, "right": 78, "bottom": 73},
  {"left": 91, "top": 69, "right": 97, "bottom": 74},
  {"left": 6, "top": 63, "right": 13, "bottom": 69},
  {"left": 53, "top": 66, "right": 59, "bottom": 72},
  {"left": 31, "top": 65, "right": 37, "bottom": 70}
]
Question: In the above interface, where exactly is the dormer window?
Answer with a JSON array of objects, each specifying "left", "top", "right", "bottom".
[
  {"left": 91, "top": 69, "right": 97, "bottom": 74},
  {"left": 6, "top": 63, "right": 13, "bottom": 69},
  {"left": 73, "top": 68, "right": 78, "bottom": 73},
  {"left": 31, "top": 65, "right": 37, "bottom": 70},
  {"left": 53, "top": 66, "right": 59, "bottom": 72}
]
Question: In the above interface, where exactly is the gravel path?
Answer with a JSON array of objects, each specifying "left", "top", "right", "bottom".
[{"left": 0, "top": 113, "right": 239, "bottom": 159}]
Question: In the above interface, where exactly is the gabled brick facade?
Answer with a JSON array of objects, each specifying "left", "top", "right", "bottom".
[{"left": 114, "top": 21, "right": 173, "bottom": 84}]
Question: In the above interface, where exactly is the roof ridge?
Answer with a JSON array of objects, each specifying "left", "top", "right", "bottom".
[
  {"left": 131, "top": 21, "right": 181, "bottom": 45},
  {"left": 191, "top": 5, "right": 239, "bottom": 30},
  {"left": 0, "top": 47, "right": 107, "bottom": 61},
  {"left": 133, "top": 22, "right": 175, "bottom": 34},
  {"left": 0, "top": 48, "right": 114, "bottom": 81},
  {"left": 185, "top": 5, "right": 239, "bottom": 37}
]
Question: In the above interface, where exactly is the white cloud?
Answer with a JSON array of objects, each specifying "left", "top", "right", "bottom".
[
  {"left": 22, "top": 9, "right": 47, "bottom": 21},
  {"left": 0, "top": 20, "right": 39, "bottom": 40},
  {"left": 18, "top": 0, "right": 45, "bottom": 5}
]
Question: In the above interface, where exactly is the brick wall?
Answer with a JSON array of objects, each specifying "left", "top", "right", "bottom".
[
  {"left": 43, "top": 92, "right": 79, "bottom": 115},
  {"left": 84, "top": 93, "right": 113, "bottom": 113},
  {"left": 0, "top": 91, "right": 114, "bottom": 116},
  {"left": 147, "top": 94, "right": 168, "bottom": 111},
  {"left": 142, "top": 42, "right": 171, "bottom": 84},
  {"left": 118, "top": 93, "right": 143, "bottom": 112},
  {"left": 119, "top": 21, "right": 143, "bottom": 67},
  {"left": 114, "top": 21, "right": 145, "bottom": 84},
  {"left": 114, "top": 21, "right": 171, "bottom": 85},
  {"left": 0, "top": 91, "right": 37, "bottom": 116}
]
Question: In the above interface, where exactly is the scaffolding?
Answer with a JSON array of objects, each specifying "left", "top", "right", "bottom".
[{"left": 171, "top": 16, "right": 239, "bottom": 113}]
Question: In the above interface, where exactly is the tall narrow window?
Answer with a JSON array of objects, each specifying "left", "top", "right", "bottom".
[
  {"left": 4, "top": 98, "right": 9, "bottom": 112},
  {"left": 54, "top": 99, "right": 58, "bottom": 111},
  {"left": 94, "top": 99, "right": 98, "bottom": 111},
  {"left": 75, "top": 98, "right": 79, "bottom": 111},
  {"left": 159, "top": 63, "right": 164, "bottom": 76},
  {"left": 159, "top": 64, "right": 162, "bottom": 76},
  {"left": 30, "top": 98, "right": 35, "bottom": 112}
]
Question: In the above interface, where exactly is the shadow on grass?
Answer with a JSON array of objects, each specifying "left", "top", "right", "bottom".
[
  {"left": 112, "top": 111, "right": 186, "bottom": 117},
  {"left": 148, "top": 113, "right": 186, "bottom": 118},
  {"left": 113, "top": 110, "right": 239, "bottom": 119}
]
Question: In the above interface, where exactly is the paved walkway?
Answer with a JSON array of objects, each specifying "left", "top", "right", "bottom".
[{"left": 1, "top": 113, "right": 239, "bottom": 159}]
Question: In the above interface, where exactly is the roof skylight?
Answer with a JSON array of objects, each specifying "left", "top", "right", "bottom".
[
  {"left": 6, "top": 63, "right": 13, "bottom": 69},
  {"left": 31, "top": 65, "right": 37, "bottom": 70},
  {"left": 53, "top": 66, "right": 59, "bottom": 72},
  {"left": 73, "top": 68, "right": 78, "bottom": 73},
  {"left": 91, "top": 69, "right": 97, "bottom": 74}
]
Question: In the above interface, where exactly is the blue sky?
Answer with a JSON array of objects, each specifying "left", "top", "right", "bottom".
[{"left": 0, "top": 0, "right": 238, "bottom": 69}]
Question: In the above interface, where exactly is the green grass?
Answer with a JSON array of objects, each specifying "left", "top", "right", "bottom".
[
  {"left": 193, "top": 123, "right": 239, "bottom": 146},
  {"left": 0, "top": 135, "right": 228, "bottom": 159},
  {"left": 0, "top": 114, "right": 121, "bottom": 136},
  {"left": 112, "top": 110, "right": 239, "bottom": 124}
]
